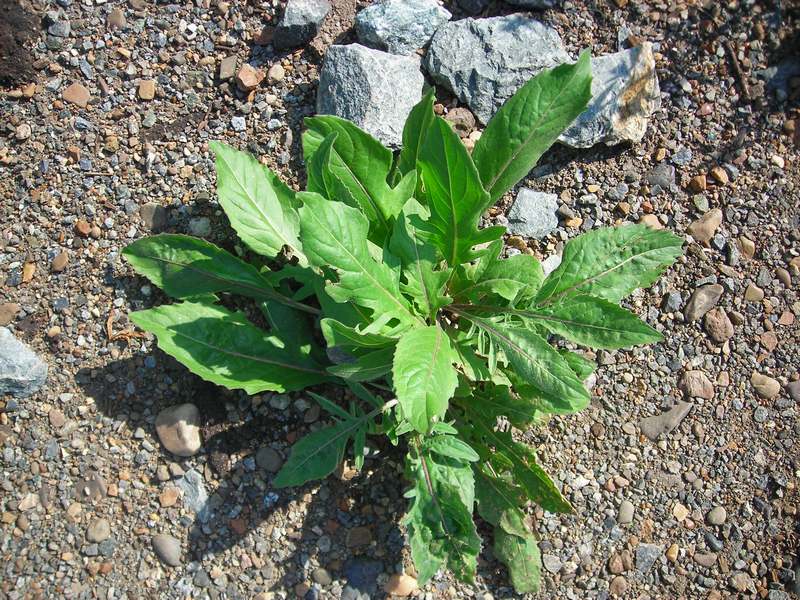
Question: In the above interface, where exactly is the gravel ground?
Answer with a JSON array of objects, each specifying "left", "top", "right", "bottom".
[{"left": 1, "top": 1, "right": 799, "bottom": 599}]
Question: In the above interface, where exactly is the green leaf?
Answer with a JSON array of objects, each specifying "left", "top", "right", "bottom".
[
  {"left": 417, "top": 117, "right": 505, "bottom": 267},
  {"left": 129, "top": 300, "right": 329, "bottom": 394},
  {"left": 404, "top": 449, "right": 481, "bottom": 584},
  {"left": 474, "top": 466, "right": 528, "bottom": 532},
  {"left": 395, "top": 88, "right": 436, "bottom": 181},
  {"left": 303, "top": 115, "right": 415, "bottom": 242},
  {"left": 559, "top": 349, "right": 596, "bottom": 380},
  {"left": 522, "top": 294, "right": 662, "bottom": 349},
  {"left": 425, "top": 435, "right": 480, "bottom": 463},
  {"left": 297, "top": 192, "right": 419, "bottom": 329},
  {"left": 328, "top": 346, "right": 395, "bottom": 382},
  {"left": 393, "top": 324, "right": 459, "bottom": 434},
  {"left": 320, "top": 318, "right": 395, "bottom": 350},
  {"left": 472, "top": 50, "right": 593, "bottom": 204},
  {"left": 389, "top": 199, "right": 451, "bottom": 318},
  {"left": 210, "top": 141, "right": 305, "bottom": 264},
  {"left": 273, "top": 424, "right": 347, "bottom": 487},
  {"left": 454, "top": 312, "right": 590, "bottom": 411},
  {"left": 494, "top": 528, "right": 542, "bottom": 594},
  {"left": 471, "top": 383, "right": 540, "bottom": 428},
  {"left": 535, "top": 224, "right": 684, "bottom": 304},
  {"left": 454, "top": 253, "right": 544, "bottom": 305}
]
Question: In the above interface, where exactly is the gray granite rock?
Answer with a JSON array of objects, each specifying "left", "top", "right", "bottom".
[
  {"left": 425, "top": 15, "right": 569, "bottom": 124},
  {"left": 506, "top": 189, "right": 559, "bottom": 239},
  {"left": 176, "top": 468, "right": 210, "bottom": 522},
  {"left": 0, "top": 327, "right": 48, "bottom": 398},
  {"left": 273, "top": 0, "right": 331, "bottom": 50},
  {"left": 635, "top": 543, "right": 662, "bottom": 573},
  {"left": 316, "top": 44, "right": 424, "bottom": 147},
  {"left": 355, "top": 0, "right": 451, "bottom": 55},
  {"left": 560, "top": 43, "right": 660, "bottom": 148}
]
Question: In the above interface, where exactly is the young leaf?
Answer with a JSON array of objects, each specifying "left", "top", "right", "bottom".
[
  {"left": 404, "top": 450, "right": 481, "bottom": 584},
  {"left": 303, "top": 115, "right": 415, "bottom": 241},
  {"left": 320, "top": 318, "right": 395, "bottom": 350},
  {"left": 395, "top": 88, "right": 436, "bottom": 180},
  {"left": 494, "top": 528, "right": 542, "bottom": 594},
  {"left": 123, "top": 234, "right": 301, "bottom": 306},
  {"left": 297, "top": 192, "right": 419, "bottom": 328},
  {"left": 389, "top": 199, "right": 451, "bottom": 318},
  {"left": 417, "top": 117, "right": 505, "bottom": 267},
  {"left": 521, "top": 294, "right": 662, "bottom": 349},
  {"left": 425, "top": 435, "right": 480, "bottom": 463},
  {"left": 129, "top": 300, "right": 329, "bottom": 394},
  {"left": 453, "top": 253, "right": 544, "bottom": 305},
  {"left": 393, "top": 324, "right": 459, "bottom": 434},
  {"left": 535, "top": 224, "right": 684, "bottom": 304},
  {"left": 472, "top": 50, "right": 593, "bottom": 204},
  {"left": 210, "top": 141, "right": 305, "bottom": 264},
  {"left": 453, "top": 311, "right": 590, "bottom": 410},
  {"left": 273, "top": 424, "right": 348, "bottom": 487}
]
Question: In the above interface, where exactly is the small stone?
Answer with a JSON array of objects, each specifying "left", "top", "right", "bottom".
[
  {"left": 617, "top": 500, "right": 634, "bottom": 524},
  {"left": 51, "top": 251, "right": 69, "bottom": 272},
  {"left": 542, "top": 553, "right": 562, "bottom": 573},
  {"left": 680, "top": 370, "right": 714, "bottom": 399},
  {"left": 608, "top": 553, "right": 625, "bottom": 574},
  {"left": 639, "top": 214, "right": 663, "bottom": 230},
  {"left": 140, "top": 203, "right": 167, "bottom": 232},
  {"left": 15, "top": 123, "right": 32, "bottom": 141},
  {"left": 155, "top": 404, "right": 202, "bottom": 457},
  {"left": 355, "top": 0, "right": 451, "bottom": 56},
  {"left": 709, "top": 166, "right": 729, "bottom": 185},
  {"left": 384, "top": 574, "right": 418, "bottom": 596},
  {"left": 739, "top": 236, "right": 755, "bottom": 259},
  {"left": 219, "top": 55, "right": 237, "bottom": 81},
  {"left": 0, "top": 303, "right": 20, "bottom": 326},
  {"left": 787, "top": 380, "right": 800, "bottom": 402},
  {"left": 645, "top": 163, "right": 675, "bottom": 188},
  {"left": 688, "top": 174, "right": 707, "bottom": 193},
  {"left": 706, "top": 506, "right": 727, "bottom": 525},
  {"left": 49, "top": 408, "right": 66, "bottom": 428},
  {"left": 694, "top": 552, "right": 718, "bottom": 568},
  {"left": 635, "top": 543, "right": 661, "bottom": 573},
  {"left": 236, "top": 64, "right": 265, "bottom": 92},
  {"left": 751, "top": 372, "right": 780, "bottom": 399},
  {"left": 744, "top": 283, "right": 764, "bottom": 303},
  {"left": 687, "top": 208, "right": 723, "bottom": 244},
  {"left": 506, "top": 189, "right": 559, "bottom": 239},
  {"left": 316, "top": 44, "right": 424, "bottom": 147},
  {"left": 188, "top": 217, "right": 211, "bottom": 237},
  {"left": 609, "top": 575, "right": 627, "bottom": 597},
  {"left": 346, "top": 526, "right": 373, "bottom": 548},
  {"left": 74, "top": 219, "right": 91, "bottom": 237},
  {"left": 63, "top": 82, "right": 90, "bottom": 107},
  {"left": 639, "top": 401, "right": 693, "bottom": 441},
  {"left": 255, "top": 447, "right": 283, "bottom": 473},
  {"left": 312, "top": 567, "right": 332, "bottom": 585},
  {"left": 273, "top": 0, "right": 331, "bottom": 49},
  {"left": 0, "top": 327, "right": 48, "bottom": 398},
  {"left": 267, "top": 63, "right": 285, "bottom": 83},
  {"left": 684, "top": 284, "right": 723, "bottom": 321},
  {"left": 107, "top": 7, "right": 126, "bottom": 28},
  {"left": 86, "top": 518, "right": 111, "bottom": 543},
  {"left": 704, "top": 308, "right": 734, "bottom": 343},
  {"left": 730, "top": 572, "right": 754, "bottom": 593},
  {"left": 152, "top": 534, "right": 181, "bottom": 567},
  {"left": 666, "top": 543, "right": 679, "bottom": 562},
  {"left": 444, "top": 107, "right": 476, "bottom": 138},
  {"left": 159, "top": 486, "right": 180, "bottom": 508},
  {"left": 138, "top": 80, "right": 156, "bottom": 100},
  {"left": 673, "top": 502, "right": 690, "bottom": 522}
]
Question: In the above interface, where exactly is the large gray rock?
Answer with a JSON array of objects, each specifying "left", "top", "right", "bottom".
[
  {"left": 425, "top": 15, "right": 569, "bottom": 124},
  {"left": 316, "top": 44, "right": 424, "bottom": 147},
  {"left": 355, "top": 0, "right": 451, "bottom": 56},
  {"left": 506, "top": 189, "right": 559, "bottom": 239},
  {"left": 559, "top": 43, "right": 661, "bottom": 148},
  {"left": 0, "top": 327, "right": 48, "bottom": 398},
  {"left": 273, "top": 0, "right": 331, "bottom": 50}
]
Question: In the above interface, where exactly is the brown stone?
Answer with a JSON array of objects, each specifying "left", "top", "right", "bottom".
[
  {"left": 751, "top": 372, "right": 780, "bottom": 399},
  {"left": 680, "top": 370, "right": 714, "bottom": 400},
  {"left": 159, "top": 486, "right": 180, "bottom": 508},
  {"left": 22, "top": 262, "right": 35, "bottom": 283},
  {"left": 739, "top": 236, "right": 755, "bottom": 259},
  {"left": 760, "top": 331, "right": 778, "bottom": 352},
  {"left": 444, "top": 107, "right": 476, "bottom": 138},
  {"left": 609, "top": 575, "right": 627, "bottom": 597},
  {"left": 74, "top": 219, "right": 91, "bottom": 237},
  {"left": 608, "top": 553, "right": 625, "bottom": 574},
  {"left": 63, "top": 82, "right": 91, "bottom": 108},
  {"left": 666, "top": 543, "right": 679, "bottom": 562},
  {"left": 235, "top": 64, "right": 264, "bottom": 92},
  {"left": 639, "top": 214, "right": 663, "bottom": 230},
  {"left": 49, "top": 409, "right": 66, "bottom": 428},
  {"left": 0, "top": 303, "right": 20, "bottom": 326},
  {"left": 384, "top": 574, "right": 418, "bottom": 596},
  {"left": 346, "top": 526, "right": 372, "bottom": 548},
  {"left": 51, "top": 251, "right": 69, "bottom": 272},
  {"left": 704, "top": 308, "right": 734, "bottom": 343},
  {"left": 687, "top": 208, "right": 722, "bottom": 244},
  {"left": 710, "top": 166, "right": 729, "bottom": 185},
  {"left": 744, "top": 283, "right": 764, "bottom": 303},
  {"left": 138, "top": 80, "right": 156, "bottom": 100},
  {"left": 687, "top": 174, "right": 707, "bottom": 193}
]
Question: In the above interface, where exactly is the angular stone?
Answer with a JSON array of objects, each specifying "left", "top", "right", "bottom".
[
  {"left": 730, "top": 572, "right": 754, "bottom": 593},
  {"left": 138, "top": 80, "right": 156, "bottom": 100},
  {"left": 680, "top": 370, "right": 714, "bottom": 400},
  {"left": 0, "top": 303, "right": 20, "bottom": 326},
  {"left": 506, "top": 189, "right": 559, "bottom": 239},
  {"left": 0, "top": 327, "right": 48, "bottom": 398},
  {"left": 63, "top": 82, "right": 91, "bottom": 107},
  {"left": 316, "top": 44, "right": 424, "bottom": 147},
  {"left": 609, "top": 575, "right": 627, "bottom": 597},
  {"left": 152, "top": 534, "right": 181, "bottom": 567},
  {"left": 444, "top": 107, "right": 476, "bottom": 138},
  {"left": 639, "top": 401, "right": 693, "bottom": 441},
  {"left": 560, "top": 43, "right": 660, "bottom": 148},
  {"left": 346, "top": 526, "right": 373, "bottom": 547},
  {"left": 684, "top": 284, "right": 723, "bottom": 321},
  {"left": 140, "top": 203, "right": 168, "bottom": 232},
  {"left": 51, "top": 251, "right": 69, "bottom": 272},
  {"left": 384, "top": 574, "right": 418, "bottom": 596},
  {"left": 505, "top": 0, "right": 559, "bottom": 6},
  {"left": 176, "top": 469, "right": 209, "bottom": 521},
  {"left": 744, "top": 283, "right": 764, "bottom": 303},
  {"left": 704, "top": 308, "right": 734, "bottom": 343},
  {"left": 635, "top": 543, "right": 661, "bottom": 573},
  {"left": 155, "top": 403, "right": 202, "bottom": 457},
  {"left": 273, "top": 0, "right": 331, "bottom": 50},
  {"left": 219, "top": 55, "right": 237, "bottom": 81},
  {"left": 751, "top": 372, "right": 780, "bottom": 399},
  {"left": 425, "top": 15, "right": 569, "bottom": 124},
  {"left": 355, "top": 0, "right": 451, "bottom": 56},
  {"left": 687, "top": 208, "right": 723, "bottom": 244},
  {"left": 236, "top": 64, "right": 265, "bottom": 92}
]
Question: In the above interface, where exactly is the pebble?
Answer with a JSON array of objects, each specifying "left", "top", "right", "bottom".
[
  {"left": 384, "top": 574, "right": 418, "bottom": 596},
  {"left": 151, "top": 534, "right": 181, "bottom": 567},
  {"left": 751, "top": 372, "right": 781, "bottom": 399},
  {"left": 312, "top": 567, "right": 332, "bottom": 585},
  {"left": 51, "top": 251, "right": 69, "bottom": 272},
  {"left": 506, "top": 189, "right": 559, "bottom": 239},
  {"left": 154, "top": 403, "right": 202, "bottom": 457},
  {"left": 62, "top": 82, "right": 90, "bottom": 107},
  {"left": 138, "top": 80, "right": 156, "bottom": 100},
  {"left": 704, "top": 308, "right": 734, "bottom": 342},
  {"left": 680, "top": 370, "right": 714, "bottom": 399},
  {"left": 617, "top": 500, "right": 634, "bottom": 524},
  {"left": 744, "top": 283, "right": 764, "bottom": 302},
  {"left": 639, "top": 401, "right": 693, "bottom": 440},
  {"left": 15, "top": 123, "right": 32, "bottom": 141},
  {"left": 255, "top": 447, "right": 283, "bottom": 473},
  {"left": 86, "top": 518, "right": 111, "bottom": 543},
  {"left": 236, "top": 64, "right": 264, "bottom": 92},
  {"left": 684, "top": 284, "right": 723, "bottom": 321},
  {"left": 687, "top": 208, "right": 723, "bottom": 244},
  {"left": 542, "top": 553, "right": 562, "bottom": 573},
  {"left": 346, "top": 526, "right": 373, "bottom": 548},
  {"left": 706, "top": 506, "right": 727, "bottom": 525},
  {"left": 609, "top": 575, "right": 627, "bottom": 597},
  {"left": 219, "top": 55, "right": 237, "bottom": 81},
  {"left": 159, "top": 486, "right": 180, "bottom": 508},
  {"left": 635, "top": 543, "right": 662, "bottom": 573}
]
